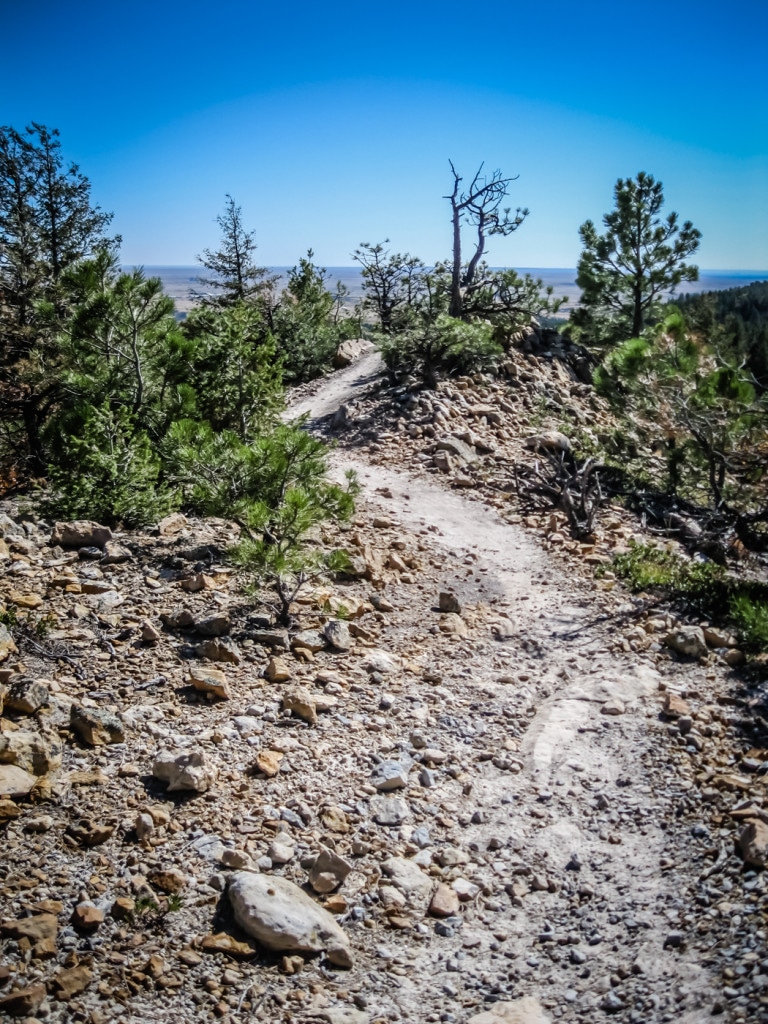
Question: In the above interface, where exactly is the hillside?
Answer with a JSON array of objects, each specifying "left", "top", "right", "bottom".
[{"left": 2, "top": 344, "right": 768, "bottom": 1024}]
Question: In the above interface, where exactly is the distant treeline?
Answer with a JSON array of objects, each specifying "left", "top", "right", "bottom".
[{"left": 678, "top": 280, "right": 768, "bottom": 389}]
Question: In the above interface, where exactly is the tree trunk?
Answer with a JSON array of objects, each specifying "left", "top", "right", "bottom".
[{"left": 449, "top": 201, "right": 463, "bottom": 318}]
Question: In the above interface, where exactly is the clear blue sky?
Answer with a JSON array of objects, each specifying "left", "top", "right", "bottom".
[{"left": 3, "top": 0, "right": 767, "bottom": 270}]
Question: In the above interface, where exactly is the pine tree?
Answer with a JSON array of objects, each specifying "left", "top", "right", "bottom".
[
  {"left": 194, "top": 195, "right": 276, "bottom": 308},
  {"left": 574, "top": 172, "right": 701, "bottom": 346}
]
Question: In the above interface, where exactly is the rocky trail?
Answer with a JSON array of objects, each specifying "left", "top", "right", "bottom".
[{"left": 1, "top": 342, "right": 768, "bottom": 1024}]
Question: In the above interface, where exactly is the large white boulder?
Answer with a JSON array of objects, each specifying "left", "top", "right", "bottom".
[{"left": 227, "top": 871, "right": 352, "bottom": 966}]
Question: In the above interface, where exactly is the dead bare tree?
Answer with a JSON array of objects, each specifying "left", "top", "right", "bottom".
[
  {"left": 445, "top": 161, "right": 528, "bottom": 319},
  {"left": 514, "top": 448, "right": 606, "bottom": 539}
]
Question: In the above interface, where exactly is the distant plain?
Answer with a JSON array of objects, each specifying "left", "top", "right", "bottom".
[{"left": 133, "top": 266, "right": 768, "bottom": 317}]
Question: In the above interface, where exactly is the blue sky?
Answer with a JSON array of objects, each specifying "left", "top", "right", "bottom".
[{"left": 2, "top": 0, "right": 767, "bottom": 270}]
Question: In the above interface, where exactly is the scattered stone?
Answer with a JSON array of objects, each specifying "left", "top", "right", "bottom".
[
  {"left": 267, "top": 838, "right": 295, "bottom": 865},
  {"left": 334, "top": 337, "right": 372, "bottom": 368},
  {"left": 0, "top": 729, "right": 62, "bottom": 775},
  {"left": 66, "top": 818, "right": 115, "bottom": 847},
  {"left": 197, "top": 637, "right": 242, "bottom": 664},
  {"left": 381, "top": 857, "right": 433, "bottom": 904},
  {"left": 429, "top": 883, "right": 460, "bottom": 918},
  {"left": 70, "top": 705, "right": 125, "bottom": 745},
  {"left": 141, "top": 619, "right": 162, "bottom": 643},
  {"left": 51, "top": 964, "right": 94, "bottom": 1000},
  {"left": 371, "top": 760, "right": 409, "bottom": 791},
  {"left": 664, "top": 627, "right": 708, "bottom": 660},
  {"left": 600, "top": 698, "right": 625, "bottom": 716},
  {"left": 736, "top": 818, "right": 768, "bottom": 869},
  {"left": 309, "top": 847, "right": 353, "bottom": 894},
  {"left": 4, "top": 676, "right": 49, "bottom": 715},
  {"left": 0, "top": 797, "right": 21, "bottom": 819},
  {"left": 292, "top": 630, "right": 326, "bottom": 653},
  {"left": 0, "top": 624, "right": 18, "bottom": 663},
  {"left": 0, "top": 764, "right": 37, "bottom": 798},
  {"left": 371, "top": 794, "right": 409, "bottom": 826},
  {"left": 438, "top": 591, "right": 461, "bottom": 613},
  {"left": 255, "top": 749, "right": 284, "bottom": 777},
  {"left": 466, "top": 996, "right": 551, "bottom": 1023},
  {"left": 201, "top": 932, "right": 255, "bottom": 958},
  {"left": 101, "top": 540, "right": 131, "bottom": 564},
  {"left": 227, "top": 870, "right": 353, "bottom": 967},
  {"left": 663, "top": 692, "right": 691, "bottom": 717},
  {"left": 157, "top": 512, "right": 188, "bottom": 536},
  {"left": 324, "top": 620, "right": 353, "bottom": 651},
  {"left": 51, "top": 520, "right": 113, "bottom": 548},
  {"left": 189, "top": 665, "right": 230, "bottom": 700},
  {"left": 72, "top": 901, "right": 105, "bottom": 931},
  {"left": 0, "top": 983, "right": 46, "bottom": 1017},
  {"left": 152, "top": 746, "right": 215, "bottom": 793},
  {"left": 265, "top": 657, "right": 291, "bottom": 682},
  {"left": 524, "top": 431, "right": 571, "bottom": 454},
  {"left": 148, "top": 867, "right": 187, "bottom": 894},
  {"left": 282, "top": 687, "right": 317, "bottom": 725},
  {"left": 195, "top": 613, "right": 231, "bottom": 637},
  {"left": 1, "top": 913, "right": 58, "bottom": 943}
]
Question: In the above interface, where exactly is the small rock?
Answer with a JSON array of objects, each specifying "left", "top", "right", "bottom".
[
  {"left": 292, "top": 630, "right": 326, "bottom": 653},
  {"left": 66, "top": 818, "right": 114, "bottom": 847},
  {"left": 429, "top": 883, "right": 460, "bottom": 918},
  {"left": 152, "top": 747, "right": 214, "bottom": 793},
  {"left": 371, "top": 760, "right": 409, "bottom": 791},
  {"left": 51, "top": 520, "right": 113, "bottom": 548},
  {"left": 141, "top": 619, "right": 162, "bottom": 643},
  {"left": 439, "top": 591, "right": 461, "bottom": 614},
  {"left": 600, "top": 698, "right": 625, "bottom": 716},
  {"left": 4, "top": 677, "right": 49, "bottom": 715},
  {"left": 189, "top": 665, "right": 230, "bottom": 700},
  {"left": 663, "top": 692, "right": 691, "bottom": 717},
  {"left": 265, "top": 657, "right": 291, "bottom": 682},
  {"left": 70, "top": 705, "right": 125, "bottom": 745},
  {"left": 0, "top": 624, "right": 18, "bottom": 662},
  {"left": 0, "top": 729, "right": 62, "bottom": 775},
  {"left": 201, "top": 932, "right": 255, "bottom": 958},
  {"left": 736, "top": 818, "right": 768, "bottom": 868},
  {"left": 0, "top": 983, "right": 47, "bottom": 1017},
  {"left": 149, "top": 867, "right": 187, "bottom": 894},
  {"left": 255, "top": 749, "right": 283, "bottom": 777},
  {"left": 0, "top": 764, "right": 38, "bottom": 798},
  {"left": 112, "top": 897, "right": 136, "bottom": 920},
  {"left": 324, "top": 620, "right": 353, "bottom": 651},
  {"left": 101, "top": 540, "right": 131, "bottom": 564},
  {"left": 195, "top": 614, "right": 231, "bottom": 637},
  {"left": 51, "top": 964, "right": 94, "bottom": 1001},
  {"left": 72, "top": 901, "right": 104, "bottom": 931},
  {"left": 381, "top": 857, "right": 433, "bottom": 905},
  {"left": 1, "top": 913, "right": 58, "bottom": 943},
  {"left": 0, "top": 798, "right": 21, "bottom": 819},
  {"left": 282, "top": 687, "right": 317, "bottom": 725},
  {"left": 466, "top": 996, "right": 552, "bottom": 1023},
  {"left": 268, "top": 839, "right": 295, "bottom": 865},
  {"left": 524, "top": 431, "right": 571, "bottom": 454},
  {"left": 370, "top": 794, "right": 410, "bottom": 826},
  {"left": 197, "top": 637, "right": 241, "bottom": 664},
  {"left": 309, "top": 847, "right": 353, "bottom": 894},
  {"left": 157, "top": 512, "right": 188, "bottom": 536},
  {"left": 664, "top": 627, "right": 708, "bottom": 660}
]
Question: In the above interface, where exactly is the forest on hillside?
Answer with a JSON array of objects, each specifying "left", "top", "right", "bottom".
[{"left": 678, "top": 280, "right": 768, "bottom": 390}]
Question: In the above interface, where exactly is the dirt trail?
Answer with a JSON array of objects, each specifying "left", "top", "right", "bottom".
[{"left": 286, "top": 353, "right": 726, "bottom": 1022}]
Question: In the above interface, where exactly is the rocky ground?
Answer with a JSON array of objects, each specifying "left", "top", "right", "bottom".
[{"left": 2, "top": 339, "right": 768, "bottom": 1024}]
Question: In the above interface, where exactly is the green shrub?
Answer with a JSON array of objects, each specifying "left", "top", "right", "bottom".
[
  {"left": 610, "top": 541, "right": 768, "bottom": 653},
  {"left": 380, "top": 313, "right": 502, "bottom": 384},
  {"left": 45, "top": 403, "right": 174, "bottom": 527}
]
